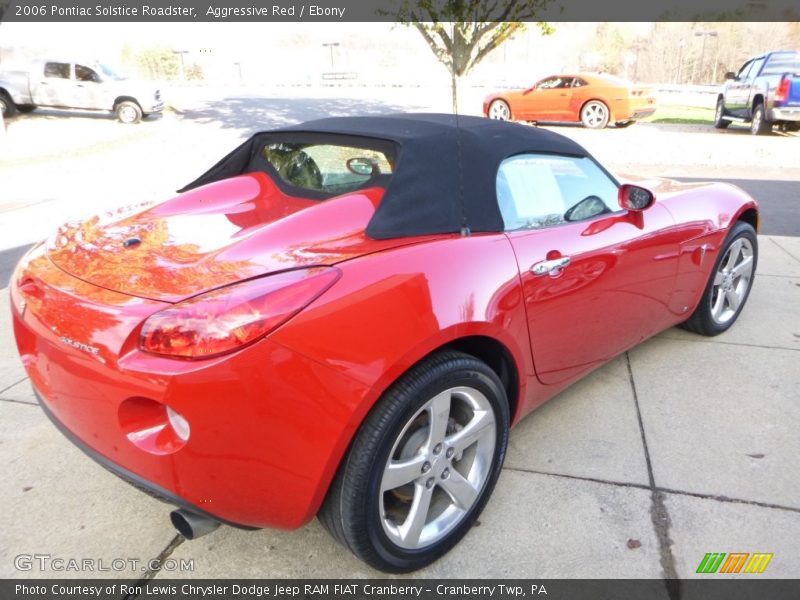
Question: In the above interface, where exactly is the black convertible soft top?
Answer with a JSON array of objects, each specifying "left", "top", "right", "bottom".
[{"left": 179, "top": 113, "right": 590, "bottom": 240}]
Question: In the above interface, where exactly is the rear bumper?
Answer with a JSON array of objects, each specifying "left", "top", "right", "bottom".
[
  {"left": 769, "top": 106, "right": 800, "bottom": 122},
  {"left": 34, "top": 387, "right": 255, "bottom": 529},
  {"left": 10, "top": 246, "right": 370, "bottom": 530}
]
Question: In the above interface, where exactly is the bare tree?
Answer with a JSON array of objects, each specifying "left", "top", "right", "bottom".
[{"left": 392, "top": 1, "right": 553, "bottom": 112}]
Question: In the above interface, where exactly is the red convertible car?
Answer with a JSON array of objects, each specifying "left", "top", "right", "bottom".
[
  {"left": 11, "top": 114, "right": 758, "bottom": 572},
  {"left": 484, "top": 73, "right": 657, "bottom": 128}
]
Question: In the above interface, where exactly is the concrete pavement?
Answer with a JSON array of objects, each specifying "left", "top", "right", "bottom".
[{"left": 1, "top": 234, "right": 798, "bottom": 579}]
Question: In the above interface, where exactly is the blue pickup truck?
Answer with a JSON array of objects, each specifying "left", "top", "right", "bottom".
[{"left": 715, "top": 50, "right": 800, "bottom": 135}]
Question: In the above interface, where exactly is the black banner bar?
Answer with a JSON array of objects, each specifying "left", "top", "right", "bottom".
[
  {"left": 1, "top": 0, "right": 800, "bottom": 22},
  {"left": 2, "top": 579, "right": 800, "bottom": 600}
]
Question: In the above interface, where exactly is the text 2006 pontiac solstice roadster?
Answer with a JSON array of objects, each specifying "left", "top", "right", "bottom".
[{"left": 11, "top": 114, "right": 758, "bottom": 571}]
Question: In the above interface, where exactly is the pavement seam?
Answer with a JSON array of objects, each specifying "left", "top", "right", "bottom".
[
  {"left": 0, "top": 376, "right": 28, "bottom": 396},
  {"left": 768, "top": 236, "right": 800, "bottom": 264},
  {"left": 626, "top": 352, "right": 681, "bottom": 596},
  {"left": 0, "top": 397, "right": 38, "bottom": 406},
  {"left": 655, "top": 336, "right": 800, "bottom": 352},
  {"left": 122, "top": 534, "right": 186, "bottom": 600},
  {"left": 503, "top": 467, "right": 800, "bottom": 515}
]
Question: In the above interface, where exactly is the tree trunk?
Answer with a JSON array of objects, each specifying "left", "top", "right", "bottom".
[{"left": 451, "top": 70, "right": 459, "bottom": 114}]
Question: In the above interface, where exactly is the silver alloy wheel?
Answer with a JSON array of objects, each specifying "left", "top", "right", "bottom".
[
  {"left": 488, "top": 100, "right": 510, "bottom": 120},
  {"left": 581, "top": 101, "right": 608, "bottom": 128},
  {"left": 379, "top": 386, "right": 496, "bottom": 550},
  {"left": 710, "top": 237, "right": 754, "bottom": 325}
]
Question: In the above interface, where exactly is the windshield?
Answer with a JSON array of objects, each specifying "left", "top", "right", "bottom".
[
  {"left": 96, "top": 63, "right": 127, "bottom": 81},
  {"left": 762, "top": 52, "right": 800, "bottom": 76}
]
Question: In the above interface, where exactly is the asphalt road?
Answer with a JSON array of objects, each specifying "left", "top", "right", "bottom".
[{"left": 0, "top": 177, "right": 797, "bottom": 289}]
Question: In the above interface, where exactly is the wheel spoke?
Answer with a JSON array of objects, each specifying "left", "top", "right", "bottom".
[
  {"left": 713, "top": 270, "right": 726, "bottom": 286},
  {"left": 398, "top": 482, "right": 434, "bottom": 546},
  {"left": 711, "top": 290, "right": 726, "bottom": 320},
  {"left": 725, "top": 288, "right": 741, "bottom": 312},
  {"left": 724, "top": 239, "right": 743, "bottom": 271},
  {"left": 446, "top": 409, "right": 494, "bottom": 454},
  {"left": 426, "top": 390, "right": 451, "bottom": 448},
  {"left": 439, "top": 469, "right": 479, "bottom": 511},
  {"left": 381, "top": 454, "right": 427, "bottom": 492},
  {"left": 731, "top": 255, "right": 753, "bottom": 279}
]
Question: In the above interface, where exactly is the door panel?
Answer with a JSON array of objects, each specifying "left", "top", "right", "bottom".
[
  {"left": 495, "top": 153, "right": 679, "bottom": 386},
  {"left": 508, "top": 204, "right": 678, "bottom": 384}
]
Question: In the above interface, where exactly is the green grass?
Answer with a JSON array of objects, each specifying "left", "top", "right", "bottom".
[{"left": 644, "top": 104, "right": 715, "bottom": 125}]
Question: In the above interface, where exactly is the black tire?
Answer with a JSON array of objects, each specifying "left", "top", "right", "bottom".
[
  {"left": 680, "top": 221, "right": 757, "bottom": 336},
  {"left": 319, "top": 350, "right": 510, "bottom": 573},
  {"left": 0, "top": 91, "right": 17, "bottom": 118},
  {"left": 487, "top": 99, "right": 512, "bottom": 121},
  {"left": 614, "top": 120, "right": 635, "bottom": 128},
  {"left": 580, "top": 100, "right": 610, "bottom": 129},
  {"left": 750, "top": 103, "right": 771, "bottom": 135},
  {"left": 115, "top": 100, "right": 142, "bottom": 124},
  {"left": 713, "top": 97, "right": 730, "bottom": 129},
  {"left": 16, "top": 104, "right": 36, "bottom": 113}
]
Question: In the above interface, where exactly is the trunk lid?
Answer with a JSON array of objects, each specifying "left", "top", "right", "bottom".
[{"left": 47, "top": 172, "right": 425, "bottom": 303}]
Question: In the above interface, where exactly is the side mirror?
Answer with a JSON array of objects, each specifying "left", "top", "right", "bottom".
[
  {"left": 724, "top": 71, "right": 736, "bottom": 80},
  {"left": 618, "top": 184, "right": 655, "bottom": 212}
]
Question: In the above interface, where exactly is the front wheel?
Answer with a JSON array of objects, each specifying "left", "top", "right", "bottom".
[
  {"left": 750, "top": 103, "right": 771, "bottom": 135},
  {"left": 487, "top": 99, "right": 511, "bottom": 121},
  {"left": 680, "top": 221, "right": 757, "bottom": 336},
  {"left": 115, "top": 101, "right": 142, "bottom": 124},
  {"left": 319, "top": 351, "right": 510, "bottom": 572},
  {"left": 714, "top": 97, "right": 730, "bottom": 129},
  {"left": 580, "top": 100, "right": 609, "bottom": 129}
]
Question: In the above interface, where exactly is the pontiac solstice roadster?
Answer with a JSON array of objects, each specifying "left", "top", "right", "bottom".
[{"left": 10, "top": 114, "right": 758, "bottom": 571}]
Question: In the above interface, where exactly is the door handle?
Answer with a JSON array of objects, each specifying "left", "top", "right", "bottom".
[{"left": 531, "top": 256, "right": 571, "bottom": 276}]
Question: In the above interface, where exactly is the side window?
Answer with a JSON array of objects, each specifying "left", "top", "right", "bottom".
[
  {"left": 44, "top": 62, "right": 70, "bottom": 79},
  {"left": 75, "top": 64, "right": 100, "bottom": 83},
  {"left": 745, "top": 58, "right": 765, "bottom": 80},
  {"left": 572, "top": 78, "right": 588, "bottom": 88},
  {"left": 497, "top": 154, "right": 619, "bottom": 232},
  {"left": 536, "top": 76, "right": 571, "bottom": 90}
]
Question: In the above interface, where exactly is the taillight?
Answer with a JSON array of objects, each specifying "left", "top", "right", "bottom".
[
  {"left": 774, "top": 77, "right": 790, "bottom": 103},
  {"left": 139, "top": 267, "right": 340, "bottom": 359}
]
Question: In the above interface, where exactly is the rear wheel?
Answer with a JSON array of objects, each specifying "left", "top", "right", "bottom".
[
  {"left": 580, "top": 101, "right": 609, "bottom": 129},
  {"left": 713, "top": 97, "right": 730, "bottom": 129},
  {"left": 488, "top": 99, "right": 511, "bottom": 121},
  {"left": 0, "top": 91, "right": 17, "bottom": 118},
  {"left": 319, "top": 351, "right": 509, "bottom": 572},
  {"left": 680, "top": 221, "right": 757, "bottom": 336},
  {"left": 750, "top": 103, "right": 771, "bottom": 135}
]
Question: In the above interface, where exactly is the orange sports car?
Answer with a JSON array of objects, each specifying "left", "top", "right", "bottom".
[{"left": 484, "top": 73, "right": 657, "bottom": 129}]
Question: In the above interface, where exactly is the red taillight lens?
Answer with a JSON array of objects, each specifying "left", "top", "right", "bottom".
[
  {"left": 775, "top": 77, "right": 791, "bottom": 103},
  {"left": 139, "top": 267, "right": 340, "bottom": 359}
]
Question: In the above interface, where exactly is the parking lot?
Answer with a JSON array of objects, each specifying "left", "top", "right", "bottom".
[{"left": 1, "top": 86, "right": 799, "bottom": 582}]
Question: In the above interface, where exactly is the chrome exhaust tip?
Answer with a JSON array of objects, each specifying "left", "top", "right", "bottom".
[{"left": 170, "top": 509, "right": 220, "bottom": 540}]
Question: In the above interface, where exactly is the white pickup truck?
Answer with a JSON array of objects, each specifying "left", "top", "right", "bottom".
[{"left": 0, "top": 60, "right": 164, "bottom": 123}]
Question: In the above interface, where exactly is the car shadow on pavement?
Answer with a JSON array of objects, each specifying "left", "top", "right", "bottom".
[{"left": 173, "top": 96, "right": 421, "bottom": 137}]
